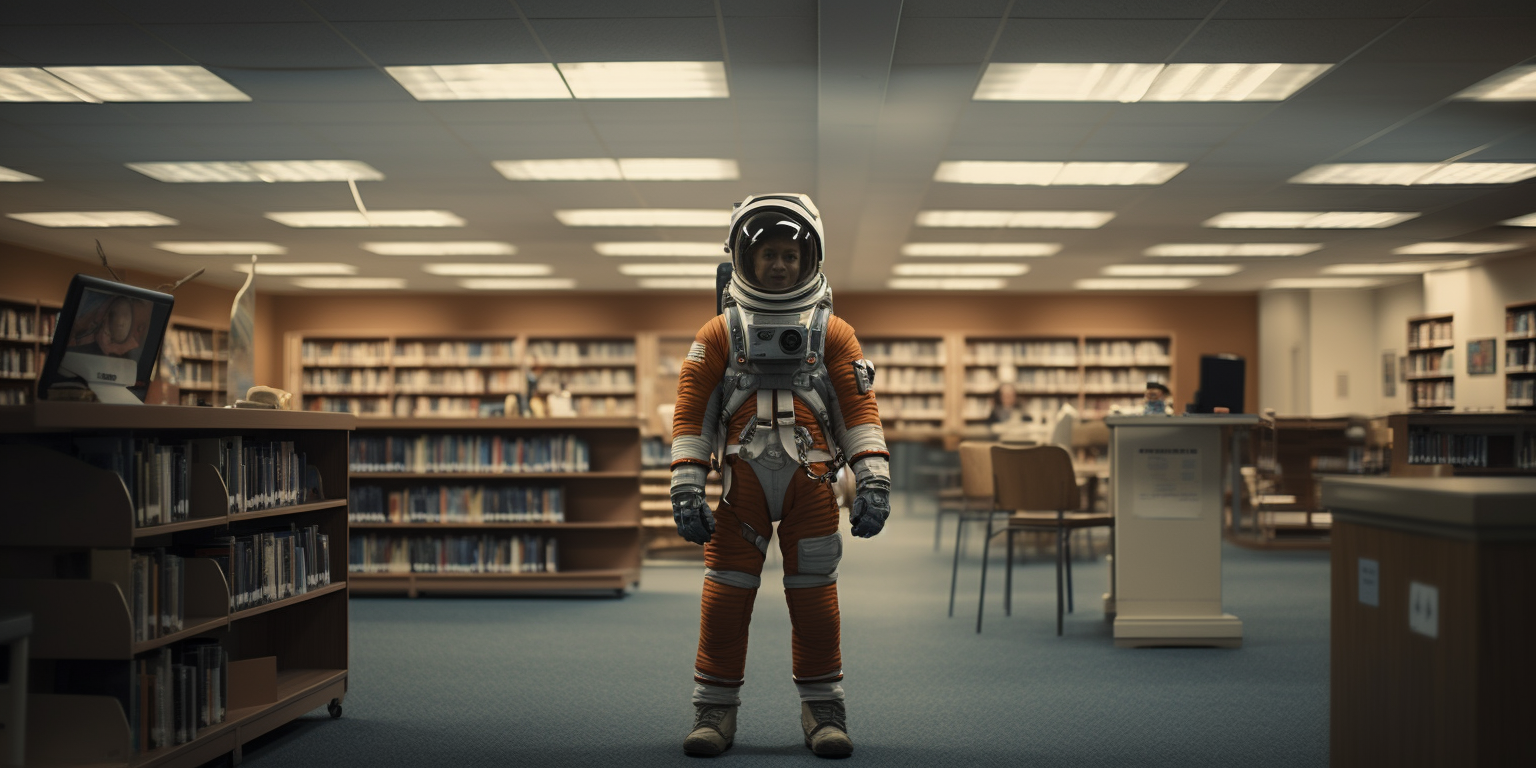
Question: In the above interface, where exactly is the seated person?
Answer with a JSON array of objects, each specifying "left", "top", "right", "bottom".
[
  {"left": 1142, "top": 381, "right": 1173, "bottom": 416},
  {"left": 987, "top": 382, "right": 1031, "bottom": 426}
]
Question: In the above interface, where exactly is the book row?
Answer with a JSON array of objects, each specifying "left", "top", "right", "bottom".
[
  {"left": 1407, "top": 349, "right": 1454, "bottom": 375},
  {"left": 1509, "top": 378, "right": 1535, "bottom": 407},
  {"left": 394, "top": 368, "right": 524, "bottom": 393},
  {"left": 1508, "top": 340, "right": 1535, "bottom": 369},
  {"left": 303, "top": 368, "right": 390, "bottom": 392},
  {"left": 1509, "top": 308, "right": 1534, "bottom": 336},
  {"left": 394, "top": 339, "right": 518, "bottom": 364},
  {"left": 878, "top": 395, "right": 945, "bottom": 418},
  {"left": 174, "top": 360, "right": 216, "bottom": 386},
  {"left": 308, "top": 396, "right": 388, "bottom": 416},
  {"left": 126, "top": 550, "right": 186, "bottom": 643},
  {"left": 0, "top": 306, "right": 51, "bottom": 340},
  {"left": 966, "top": 340, "right": 1080, "bottom": 366},
  {"left": 300, "top": 340, "right": 389, "bottom": 364},
  {"left": 533, "top": 367, "right": 637, "bottom": 393},
  {"left": 880, "top": 367, "right": 946, "bottom": 393},
  {"left": 197, "top": 437, "right": 312, "bottom": 514},
  {"left": 1410, "top": 380, "right": 1455, "bottom": 408},
  {"left": 1410, "top": 319, "right": 1454, "bottom": 348},
  {"left": 1082, "top": 339, "right": 1170, "bottom": 365},
  {"left": 1405, "top": 431, "right": 1490, "bottom": 467},
  {"left": 525, "top": 339, "right": 635, "bottom": 365},
  {"left": 0, "top": 387, "right": 32, "bottom": 405},
  {"left": 348, "top": 533, "right": 559, "bottom": 574},
  {"left": 197, "top": 524, "right": 332, "bottom": 612},
  {"left": 1, "top": 346, "right": 36, "bottom": 376},
  {"left": 348, "top": 484, "right": 566, "bottom": 523},
  {"left": 74, "top": 437, "right": 192, "bottom": 527},
  {"left": 165, "top": 328, "right": 217, "bottom": 357},
  {"left": 349, "top": 433, "right": 592, "bottom": 474},
  {"left": 133, "top": 643, "right": 227, "bottom": 754},
  {"left": 863, "top": 340, "right": 946, "bottom": 366}
]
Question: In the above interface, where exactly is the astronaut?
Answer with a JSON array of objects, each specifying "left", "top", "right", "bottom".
[{"left": 670, "top": 194, "right": 891, "bottom": 757}]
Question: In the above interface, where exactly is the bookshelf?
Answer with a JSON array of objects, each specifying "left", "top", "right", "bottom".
[
  {"left": 1407, "top": 313, "right": 1455, "bottom": 411},
  {"left": 0, "top": 295, "right": 60, "bottom": 406},
  {"left": 960, "top": 333, "right": 1173, "bottom": 437},
  {"left": 159, "top": 318, "right": 230, "bottom": 408},
  {"left": 1506, "top": 300, "right": 1536, "bottom": 410},
  {"left": 1388, "top": 412, "right": 1536, "bottom": 476},
  {"left": 863, "top": 336, "right": 949, "bottom": 441},
  {"left": 0, "top": 402, "right": 352, "bottom": 768},
  {"left": 525, "top": 336, "right": 638, "bottom": 418},
  {"left": 345, "top": 417, "right": 643, "bottom": 595}
]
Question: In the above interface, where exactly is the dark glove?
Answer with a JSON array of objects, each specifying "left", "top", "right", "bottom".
[
  {"left": 850, "top": 456, "right": 891, "bottom": 538},
  {"left": 670, "top": 464, "right": 715, "bottom": 545}
]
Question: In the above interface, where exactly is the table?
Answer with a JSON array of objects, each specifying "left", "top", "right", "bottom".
[
  {"left": 1323, "top": 476, "right": 1536, "bottom": 767},
  {"left": 1105, "top": 414, "right": 1259, "bottom": 648}
]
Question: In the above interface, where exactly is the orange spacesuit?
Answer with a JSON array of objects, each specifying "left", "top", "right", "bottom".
[{"left": 671, "top": 194, "right": 890, "bottom": 758}]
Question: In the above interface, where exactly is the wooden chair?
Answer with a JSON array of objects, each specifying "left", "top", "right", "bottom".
[
  {"left": 976, "top": 444, "right": 1114, "bottom": 635},
  {"left": 945, "top": 441, "right": 1004, "bottom": 617}
]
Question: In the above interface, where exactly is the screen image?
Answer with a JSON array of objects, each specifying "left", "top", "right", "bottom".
[{"left": 66, "top": 288, "right": 155, "bottom": 366}]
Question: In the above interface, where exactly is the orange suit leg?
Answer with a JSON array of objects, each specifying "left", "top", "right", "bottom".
[
  {"left": 693, "top": 457, "right": 772, "bottom": 688},
  {"left": 776, "top": 470, "right": 844, "bottom": 684}
]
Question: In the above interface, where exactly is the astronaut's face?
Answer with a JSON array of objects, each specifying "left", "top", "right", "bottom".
[
  {"left": 751, "top": 237, "right": 802, "bottom": 291},
  {"left": 107, "top": 300, "right": 133, "bottom": 342}
]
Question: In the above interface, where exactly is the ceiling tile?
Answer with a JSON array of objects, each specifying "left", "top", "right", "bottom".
[
  {"left": 892, "top": 18, "right": 1001, "bottom": 65},
  {"left": 1215, "top": 0, "right": 1422, "bottom": 18},
  {"left": 723, "top": 17, "right": 817, "bottom": 66},
  {"left": 449, "top": 122, "right": 601, "bottom": 146},
  {"left": 991, "top": 19, "right": 1203, "bottom": 62},
  {"left": 1009, "top": 1, "right": 1218, "bottom": 19},
  {"left": 260, "top": 101, "right": 437, "bottom": 124},
  {"left": 330, "top": 20, "right": 546, "bottom": 65},
  {"left": 903, "top": 0, "right": 1010, "bottom": 17},
  {"left": 142, "top": 23, "right": 372, "bottom": 68},
  {"left": 304, "top": 122, "right": 460, "bottom": 145},
  {"left": 0, "top": 24, "right": 183, "bottom": 65},
  {"left": 110, "top": 1, "right": 316, "bottom": 23},
  {"left": 1418, "top": 0, "right": 1536, "bottom": 18},
  {"left": 109, "top": 103, "right": 289, "bottom": 125},
  {"left": 5, "top": 2, "right": 126, "bottom": 24},
  {"left": 719, "top": 0, "right": 816, "bottom": 16},
  {"left": 1351, "top": 18, "right": 1536, "bottom": 64},
  {"left": 527, "top": 18, "right": 724, "bottom": 61},
  {"left": 518, "top": 0, "right": 716, "bottom": 18},
  {"left": 1172, "top": 19, "right": 1397, "bottom": 62},
  {"left": 307, "top": 0, "right": 520, "bottom": 21}
]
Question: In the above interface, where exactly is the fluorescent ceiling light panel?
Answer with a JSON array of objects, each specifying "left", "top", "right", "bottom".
[
  {"left": 8, "top": 211, "right": 177, "bottom": 227},
  {"left": 1103, "top": 264, "right": 1241, "bottom": 277},
  {"left": 1267, "top": 278, "right": 1382, "bottom": 289},
  {"left": 128, "top": 160, "right": 383, "bottom": 183},
  {"left": 639, "top": 278, "right": 719, "bottom": 290},
  {"left": 292, "top": 277, "right": 406, "bottom": 290},
  {"left": 234, "top": 263, "right": 357, "bottom": 276},
  {"left": 1392, "top": 242, "right": 1520, "bottom": 255},
  {"left": 916, "top": 210, "right": 1115, "bottom": 229},
  {"left": 494, "top": 158, "right": 738, "bottom": 181},
  {"left": 901, "top": 243, "right": 1061, "bottom": 257},
  {"left": 422, "top": 263, "right": 552, "bottom": 277},
  {"left": 265, "top": 210, "right": 465, "bottom": 228},
  {"left": 973, "top": 62, "right": 1329, "bottom": 102},
  {"left": 363, "top": 242, "right": 515, "bottom": 256},
  {"left": 0, "top": 166, "right": 41, "bottom": 182},
  {"left": 1204, "top": 211, "right": 1418, "bottom": 229},
  {"left": 1502, "top": 213, "right": 1536, "bottom": 227},
  {"left": 892, "top": 263, "right": 1029, "bottom": 277},
  {"left": 385, "top": 63, "right": 571, "bottom": 100},
  {"left": 618, "top": 264, "right": 723, "bottom": 276},
  {"left": 934, "top": 161, "right": 1186, "bottom": 186},
  {"left": 459, "top": 278, "right": 576, "bottom": 290},
  {"left": 1290, "top": 163, "right": 1536, "bottom": 185},
  {"left": 0, "top": 66, "right": 249, "bottom": 102},
  {"left": 595, "top": 241, "right": 725, "bottom": 257},
  {"left": 155, "top": 241, "right": 287, "bottom": 255},
  {"left": 887, "top": 278, "right": 1007, "bottom": 290},
  {"left": 1143, "top": 243, "right": 1321, "bottom": 257},
  {"left": 557, "top": 61, "right": 728, "bottom": 99},
  {"left": 1456, "top": 65, "right": 1536, "bottom": 101},
  {"left": 556, "top": 209, "right": 730, "bottom": 227},
  {"left": 1321, "top": 261, "right": 1471, "bottom": 275},
  {"left": 1074, "top": 278, "right": 1199, "bottom": 290}
]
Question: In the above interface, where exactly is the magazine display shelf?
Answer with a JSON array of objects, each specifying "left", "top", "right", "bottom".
[
  {"left": 346, "top": 417, "right": 643, "bottom": 596},
  {"left": 0, "top": 402, "right": 353, "bottom": 768}
]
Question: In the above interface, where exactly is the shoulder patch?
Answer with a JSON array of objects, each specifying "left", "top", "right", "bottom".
[{"left": 686, "top": 341, "right": 707, "bottom": 363}]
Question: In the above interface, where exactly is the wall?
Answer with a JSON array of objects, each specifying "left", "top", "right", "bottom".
[
  {"left": 1373, "top": 279, "right": 1424, "bottom": 415},
  {"left": 1308, "top": 289, "right": 1380, "bottom": 418},
  {"left": 1258, "top": 289, "right": 1310, "bottom": 415},
  {"left": 0, "top": 241, "right": 237, "bottom": 328},
  {"left": 1424, "top": 255, "right": 1536, "bottom": 411}
]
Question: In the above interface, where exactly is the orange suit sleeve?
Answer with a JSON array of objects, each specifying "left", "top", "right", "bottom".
[
  {"left": 670, "top": 315, "right": 729, "bottom": 468},
  {"left": 825, "top": 316, "right": 889, "bottom": 462}
]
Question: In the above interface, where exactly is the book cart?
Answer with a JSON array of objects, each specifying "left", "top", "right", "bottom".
[
  {"left": 346, "top": 417, "right": 643, "bottom": 596},
  {"left": 0, "top": 402, "right": 352, "bottom": 768}
]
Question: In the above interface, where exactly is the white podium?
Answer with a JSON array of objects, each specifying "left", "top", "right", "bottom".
[{"left": 1105, "top": 414, "right": 1259, "bottom": 648}]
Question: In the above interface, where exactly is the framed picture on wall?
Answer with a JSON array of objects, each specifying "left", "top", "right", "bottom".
[
  {"left": 1382, "top": 351, "right": 1396, "bottom": 397},
  {"left": 1467, "top": 338, "right": 1496, "bottom": 375}
]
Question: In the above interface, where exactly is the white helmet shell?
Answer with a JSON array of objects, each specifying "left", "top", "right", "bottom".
[{"left": 725, "top": 193, "right": 829, "bottom": 312}]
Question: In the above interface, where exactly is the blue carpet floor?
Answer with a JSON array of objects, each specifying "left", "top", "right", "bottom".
[{"left": 239, "top": 494, "right": 1330, "bottom": 767}]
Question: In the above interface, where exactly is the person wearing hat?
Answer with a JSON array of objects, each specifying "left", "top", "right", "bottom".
[{"left": 1142, "top": 381, "right": 1174, "bottom": 416}]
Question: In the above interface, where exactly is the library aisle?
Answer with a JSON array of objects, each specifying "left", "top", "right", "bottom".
[{"left": 240, "top": 494, "right": 1329, "bottom": 767}]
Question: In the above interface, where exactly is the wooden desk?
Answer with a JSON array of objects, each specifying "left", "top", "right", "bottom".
[{"left": 1324, "top": 477, "right": 1536, "bottom": 768}]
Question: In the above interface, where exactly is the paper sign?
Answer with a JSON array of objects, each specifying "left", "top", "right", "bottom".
[
  {"left": 1132, "top": 447, "right": 1202, "bottom": 518},
  {"left": 1358, "top": 558, "right": 1379, "bottom": 607}
]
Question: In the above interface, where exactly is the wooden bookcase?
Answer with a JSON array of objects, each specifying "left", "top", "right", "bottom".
[
  {"left": 1506, "top": 300, "right": 1536, "bottom": 410},
  {"left": 525, "top": 335, "right": 638, "bottom": 418},
  {"left": 1406, "top": 313, "right": 1455, "bottom": 411},
  {"left": 160, "top": 318, "right": 230, "bottom": 408},
  {"left": 345, "top": 417, "right": 643, "bottom": 595},
  {"left": 960, "top": 333, "right": 1173, "bottom": 437},
  {"left": 0, "top": 295, "right": 60, "bottom": 407},
  {"left": 0, "top": 402, "right": 352, "bottom": 768},
  {"left": 863, "top": 336, "right": 948, "bottom": 441},
  {"left": 1388, "top": 411, "right": 1536, "bottom": 476}
]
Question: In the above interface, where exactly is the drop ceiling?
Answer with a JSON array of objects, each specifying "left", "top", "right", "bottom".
[{"left": 2, "top": 0, "right": 1535, "bottom": 294}]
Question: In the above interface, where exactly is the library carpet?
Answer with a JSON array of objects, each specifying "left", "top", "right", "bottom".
[{"left": 239, "top": 494, "right": 1329, "bottom": 767}]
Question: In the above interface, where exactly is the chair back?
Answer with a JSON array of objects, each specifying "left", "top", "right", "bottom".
[
  {"left": 957, "top": 441, "right": 997, "bottom": 500},
  {"left": 991, "top": 444, "right": 1079, "bottom": 512}
]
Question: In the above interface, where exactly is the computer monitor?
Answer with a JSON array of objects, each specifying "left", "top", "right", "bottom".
[
  {"left": 1191, "top": 354, "right": 1245, "bottom": 414},
  {"left": 37, "top": 274, "right": 174, "bottom": 404}
]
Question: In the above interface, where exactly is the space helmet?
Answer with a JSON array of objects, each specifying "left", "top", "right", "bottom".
[{"left": 725, "top": 194, "right": 827, "bottom": 307}]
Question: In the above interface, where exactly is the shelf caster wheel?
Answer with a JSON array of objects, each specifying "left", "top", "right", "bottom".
[{"left": 328, "top": 699, "right": 343, "bottom": 719}]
